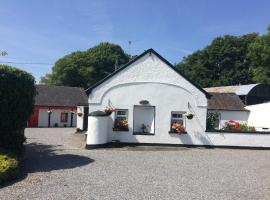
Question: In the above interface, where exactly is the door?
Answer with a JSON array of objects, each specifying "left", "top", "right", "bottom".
[
  {"left": 83, "top": 106, "right": 89, "bottom": 131},
  {"left": 28, "top": 109, "right": 39, "bottom": 127}
]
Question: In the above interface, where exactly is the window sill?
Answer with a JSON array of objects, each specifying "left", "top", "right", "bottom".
[
  {"left": 133, "top": 132, "right": 155, "bottom": 136},
  {"left": 113, "top": 128, "right": 129, "bottom": 132},
  {"left": 168, "top": 131, "right": 187, "bottom": 134}
]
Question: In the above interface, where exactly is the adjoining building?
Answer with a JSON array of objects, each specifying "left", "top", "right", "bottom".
[
  {"left": 204, "top": 84, "right": 270, "bottom": 105},
  {"left": 28, "top": 85, "right": 88, "bottom": 128},
  {"left": 207, "top": 93, "right": 250, "bottom": 129},
  {"left": 245, "top": 102, "right": 270, "bottom": 132}
]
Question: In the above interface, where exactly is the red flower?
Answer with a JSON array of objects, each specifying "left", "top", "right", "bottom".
[{"left": 235, "top": 122, "right": 240, "bottom": 127}]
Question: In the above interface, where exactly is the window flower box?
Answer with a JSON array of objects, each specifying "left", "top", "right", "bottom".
[
  {"left": 113, "top": 119, "right": 129, "bottom": 132},
  {"left": 170, "top": 122, "right": 187, "bottom": 134}
]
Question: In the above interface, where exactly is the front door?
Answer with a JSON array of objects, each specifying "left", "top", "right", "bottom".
[{"left": 28, "top": 109, "right": 39, "bottom": 127}]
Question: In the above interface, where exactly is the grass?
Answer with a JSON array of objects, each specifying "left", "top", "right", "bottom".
[{"left": 0, "top": 149, "right": 19, "bottom": 185}]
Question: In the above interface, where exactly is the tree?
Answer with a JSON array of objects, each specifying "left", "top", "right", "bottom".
[
  {"left": 0, "top": 65, "right": 36, "bottom": 153},
  {"left": 248, "top": 26, "right": 270, "bottom": 84},
  {"left": 177, "top": 33, "right": 258, "bottom": 87},
  {"left": 41, "top": 42, "right": 130, "bottom": 88},
  {"left": 0, "top": 51, "right": 7, "bottom": 56}
]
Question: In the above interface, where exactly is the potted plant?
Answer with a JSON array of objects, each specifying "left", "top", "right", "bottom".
[
  {"left": 184, "top": 112, "right": 194, "bottom": 119},
  {"left": 170, "top": 122, "right": 186, "bottom": 134},
  {"left": 104, "top": 107, "right": 115, "bottom": 115},
  {"left": 113, "top": 119, "right": 129, "bottom": 131},
  {"left": 77, "top": 113, "right": 83, "bottom": 117}
]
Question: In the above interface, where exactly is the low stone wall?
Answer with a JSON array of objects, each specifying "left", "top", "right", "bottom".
[{"left": 205, "top": 130, "right": 270, "bottom": 148}]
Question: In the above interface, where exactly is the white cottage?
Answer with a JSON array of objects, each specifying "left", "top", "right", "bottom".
[{"left": 85, "top": 49, "right": 211, "bottom": 147}]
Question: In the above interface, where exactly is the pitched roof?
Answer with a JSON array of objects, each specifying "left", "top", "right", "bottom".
[
  {"left": 35, "top": 85, "right": 88, "bottom": 107},
  {"left": 204, "top": 84, "right": 259, "bottom": 95},
  {"left": 207, "top": 92, "right": 248, "bottom": 111},
  {"left": 86, "top": 48, "right": 210, "bottom": 98}
]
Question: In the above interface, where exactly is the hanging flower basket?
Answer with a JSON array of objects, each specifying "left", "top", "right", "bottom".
[
  {"left": 184, "top": 112, "right": 194, "bottom": 120},
  {"left": 104, "top": 107, "right": 115, "bottom": 115},
  {"left": 77, "top": 113, "right": 83, "bottom": 117},
  {"left": 186, "top": 114, "right": 194, "bottom": 119}
]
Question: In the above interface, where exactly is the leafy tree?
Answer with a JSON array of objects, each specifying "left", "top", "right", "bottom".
[
  {"left": 41, "top": 42, "right": 130, "bottom": 88},
  {"left": 177, "top": 33, "right": 258, "bottom": 87},
  {"left": 0, "top": 51, "right": 7, "bottom": 56},
  {"left": 248, "top": 26, "right": 270, "bottom": 84},
  {"left": 0, "top": 65, "right": 36, "bottom": 153}
]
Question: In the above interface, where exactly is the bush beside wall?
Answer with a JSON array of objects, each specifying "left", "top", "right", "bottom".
[
  {"left": 0, "top": 64, "right": 36, "bottom": 153},
  {"left": 0, "top": 149, "right": 19, "bottom": 185}
]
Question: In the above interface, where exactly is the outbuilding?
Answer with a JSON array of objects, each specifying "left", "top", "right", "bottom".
[
  {"left": 207, "top": 92, "right": 250, "bottom": 129},
  {"left": 28, "top": 85, "right": 88, "bottom": 128},
  {"left": 204, "top": 84, "right": 270, "bottom": 105}
]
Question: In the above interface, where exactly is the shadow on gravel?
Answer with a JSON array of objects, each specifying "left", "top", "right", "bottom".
[
  {"left": 1, "top": 142, "right": 94, "bottom": 188},
  {"left": 22, "top": 142, "right": 94, "bottom": 173}
]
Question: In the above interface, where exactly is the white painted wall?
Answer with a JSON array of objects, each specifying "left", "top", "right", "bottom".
[
  {"left": 205, "top": 132, "right": 270, "bottom": 148},
  {"left": 208, "top": 110, "right": 250, "bottom": 129},
  {"left": 77, "top": 106, "right": 84, "bottom": 130},
  {"left": 38, "top": 109, "right": 77, "bottom": 127},
  {"left": 87, "top": 116, "right": 108, "bottom": 145},
  {"left": 246, "top": 102, "right": 270, "bottom": 131},
  {"left": 87, "top": 51, "right": 208, "bottom": 145}
]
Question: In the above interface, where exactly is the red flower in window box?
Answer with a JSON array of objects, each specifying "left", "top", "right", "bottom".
[{"left": 171, "top": 122, "right": 186, "bottom": 134}]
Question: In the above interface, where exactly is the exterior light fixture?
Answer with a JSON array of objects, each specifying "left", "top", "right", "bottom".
[{"left": 139, "top": 100, "right": 149, "bottom": 105}]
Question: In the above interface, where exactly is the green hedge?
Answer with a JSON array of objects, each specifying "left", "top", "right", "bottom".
[
  {"left": 0, "top": 149, "right": 19, "bottom": 185},
  {"left": 0, "top": 65, "right": 36, "bottom": 153}
]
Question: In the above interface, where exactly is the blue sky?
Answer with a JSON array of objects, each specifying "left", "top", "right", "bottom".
[{"left": 1, "top": 0, "right": 270, "bottom": 81}]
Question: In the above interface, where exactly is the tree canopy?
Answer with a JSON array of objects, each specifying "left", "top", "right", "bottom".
[
  {"left": 177, "top": 33, "right": 259, "bottom": 87},
  {"left": 41, "top": 42, "right": 130, "bottom": 89},
  {"left": 248, "top": 26, "right": 270, "bottom": 84}
]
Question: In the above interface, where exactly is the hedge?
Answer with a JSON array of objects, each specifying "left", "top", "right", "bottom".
[
  {"left": 0, "top": 149, "right": 19, "bottom": 185},
  {"left": 0, "top": 65, "right": 36, "bottom": 153}
]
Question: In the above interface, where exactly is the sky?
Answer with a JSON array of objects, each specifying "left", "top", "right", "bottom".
[{"left": 1, "top": 0, "right": 270, "bottom": 82}]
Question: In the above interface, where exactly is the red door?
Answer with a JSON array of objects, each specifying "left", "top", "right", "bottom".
[{"left": 28, "top": 109, "right": 39, "bottom": 127}]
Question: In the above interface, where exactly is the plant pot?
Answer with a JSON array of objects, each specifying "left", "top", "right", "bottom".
[{"left": 186, "top": 114, "right": 194, "bottom": 119}]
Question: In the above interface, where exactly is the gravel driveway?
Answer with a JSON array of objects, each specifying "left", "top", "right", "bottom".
[{"left": 1, "top": 128, "right": 270, "bottom": 200}]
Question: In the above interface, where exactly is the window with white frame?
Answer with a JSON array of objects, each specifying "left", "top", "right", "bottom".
[
  {"left": 170, "top": 111, "right": 186, "bottom": 133},
  {"left": 113, "top": 109, "right": 129, "bottom": 131}
]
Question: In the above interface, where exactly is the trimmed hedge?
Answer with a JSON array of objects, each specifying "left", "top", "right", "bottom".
[
  {"left": 0, "top": 149, "right": 19, "bottom": 185},
  {"left": 0, "top": 65, "right": 36, "bottom": 153}
]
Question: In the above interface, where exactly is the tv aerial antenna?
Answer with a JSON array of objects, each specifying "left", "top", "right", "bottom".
[{"left": 128, "top": 40, "right": 139, "bottom": 56}]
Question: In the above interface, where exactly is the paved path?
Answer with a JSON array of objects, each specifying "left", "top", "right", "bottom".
[{"left": 1, "top": 128, "right": 270, "bottom": 200}]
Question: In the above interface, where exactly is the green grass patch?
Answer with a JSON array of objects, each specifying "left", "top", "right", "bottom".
[{"left": 0, "top": 149, "right": 19, "bottom": 185}]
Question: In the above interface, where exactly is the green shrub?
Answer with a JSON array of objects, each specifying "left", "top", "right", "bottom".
[
  {"left": 0, "top": 65, "right": 36, "bottom": 153},
  {"left": 0, "top": 150, "right": 19, "bottom": 185},
  {"left": 206, "top": 112, "right": 219, "bottom": 130}
]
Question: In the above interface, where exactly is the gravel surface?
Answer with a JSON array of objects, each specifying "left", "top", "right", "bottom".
[{"left": 1, "top": 128, "right": 270, "bottom": 200}]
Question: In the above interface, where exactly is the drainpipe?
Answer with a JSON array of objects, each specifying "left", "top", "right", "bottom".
[
  {"left": 70, "top": 110, "right": 74, "bottom": 127},
  {"left": 47, "top": 109, "right": 52, "bottom": 127}
]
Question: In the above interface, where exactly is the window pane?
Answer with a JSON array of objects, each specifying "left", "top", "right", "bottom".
[
  {"left": 172, "top": 113, "right": 182, "bottom": 118},
  {"left": 117, "top": 110, "right": 126, "bottom": 116}
]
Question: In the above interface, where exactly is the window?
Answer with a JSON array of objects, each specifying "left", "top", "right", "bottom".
[
  {"left": 170, "top": 111, "right": 186, "bottom": 133},
  {"left": 60, "top": 112, "right": 68, "bottom": 122},
  {"left": 113, "top": 109, "right": 129, "bottom": 131},
  {"left": 133, "top": 105, "right": 155, "bottom": 135}
]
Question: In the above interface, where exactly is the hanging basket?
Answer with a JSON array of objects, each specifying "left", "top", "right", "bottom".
[{"left": 186, "top": 114, "right": 194, "bottom": 120}]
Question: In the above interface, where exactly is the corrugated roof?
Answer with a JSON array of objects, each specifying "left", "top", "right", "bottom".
[
  {"left": 204, "top": 84, "right": 259, "bottom": 95},
  {"left": 35, "top": 85, "right": 88, "bottom": 106},
  {"left": 207, "top": 93, "right": 248, "bottom": 111}
]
